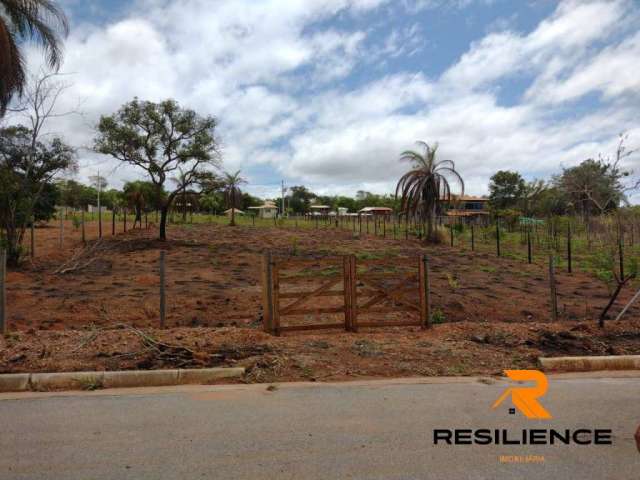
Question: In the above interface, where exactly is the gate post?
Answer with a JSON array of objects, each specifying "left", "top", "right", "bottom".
[
  {"left": 343, "top": 255, "right": 357, "bottom": 332},
  {"left": 419, "top": 255, "right": 431, "bottom": 329}
]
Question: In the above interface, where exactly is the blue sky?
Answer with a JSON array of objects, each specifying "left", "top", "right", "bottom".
[{"left": 25, "top": 0, "right": 640, "bottom": 200}]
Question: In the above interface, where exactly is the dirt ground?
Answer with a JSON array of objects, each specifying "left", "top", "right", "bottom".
[{"left": 1, "top": 220, "right": 639, "bottom": 382}]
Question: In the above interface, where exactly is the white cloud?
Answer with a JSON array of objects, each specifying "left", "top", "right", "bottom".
[{"left": 8, "top": 0, "right": 640, "bottom": 201}]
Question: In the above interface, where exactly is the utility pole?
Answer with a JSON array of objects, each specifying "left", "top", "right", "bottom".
[
  {"left": 97, "top": 169, "right": 102, "bottom": 238},
  {"left": 281, "top": 180, "right": 286, "bottom": 218}
]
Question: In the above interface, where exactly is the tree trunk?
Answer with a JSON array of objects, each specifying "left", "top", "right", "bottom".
[
  {"left": 135, "top": 205, "right": 142, "bottom": 228},
  {"left": 159, "top": 206, "right": 169, "bottom": 241}
]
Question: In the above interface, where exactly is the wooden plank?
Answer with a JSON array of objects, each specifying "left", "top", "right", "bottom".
[
  {"left": 278, "top": 273, "right": 343, "bottom": 283},
  {"left": 357, "top": 272, "right": 418, "bottom": 280},
  {"left": 355, "top": 321, "right": 422, "bottom": 328},
  {"left": 356, "top": 258, "right": 415, "bottom": 267},
  {"left": 279, "top": 290, "right": 344, "bottom": 299},
  {"left": 280, "top": 306, "right": 345, "bottom": 316},
  {"left": 159, "top": 251, "right": 166, "bottom": 328},
  {"left": 0, "top": 248, "right": 6, "bottom": 334},
  {"left": 280, "top": 277, "right": 342, "bottom": 314},
  {"left": 277, "top": 258, "right": 343, "bottom": 268},
  {"left": 357, "top": 306, "right": 419, "bottom": 314},
  {"left": 278, "top": 323, "right": 345, "bottom": 332}
]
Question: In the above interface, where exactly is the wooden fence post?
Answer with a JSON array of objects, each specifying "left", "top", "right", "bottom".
[
  {"left": 112, "top": 209, "right": 116, "bottom": 236},
  {"left": 343, "top": 256, "right": 352, "bottom": 332},
  {"left": 159, "top": 251, "right": 166, "bottom": 328},
  {"left": 549, "top": 255, "right": 558, "bottom": 321},
  {"left": 495, "top": 220, "right": 501, "bottom": 257},
  {"left": 261, "top": 251, "right": 273, "bottom": 333},
  {"left": 271, "top": 258, "right": 280, "bottom": 336},
  {"left": 81, "top": 210, "right": 85, "bottom": 244},
  {"left": 30, "top": 216, "right": 35, "bottom": 258},
  {"left": 98, "top": 206, "right": 102, "bottom": 238},
  {"left": 124, "top": 208, "right": 128, "bottom": 232},
  {"left": 450, "top": 225, "right": 454, "bottom": 247},
  {"left": 471, "top": 224, "right": 475, "bottom": 252},
  {"left": 567, "top": 224, "right": 572, "bottom": 273},
  {"left": 419, "top": 255, "right": 431, "bottom": 329},
  {"left": 527, "top": 229, "right": 532, "bottom": 264},
  {"left": 145, "top": 212, "right": 148, "bottom": 229},
  {"left": 0, "top": 248, "right": 6, "bottom": 335},
  {"left": 59, "top": 210, "right": 64, "bottom": 248}
]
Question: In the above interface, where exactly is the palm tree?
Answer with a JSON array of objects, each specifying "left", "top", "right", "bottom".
[
  {"left": 0, "top": 0, "right": 69, "bottom": 115},
  {"left": 395, "top": 142, "right": 464, "bottom": 243},
  {"left": 222, "top": 170, "right": 246, "bottom": 226}
]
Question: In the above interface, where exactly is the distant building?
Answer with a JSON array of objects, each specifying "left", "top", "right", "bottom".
[
  {"left": 249, "top": 201, "right": 278, "bottom": 219},
  {"left": 359, "top": 207, "right": 393, "bottom": 216},
  {"left": 444, "top": 195, "right": 489, "bottom": 219},
  {"left": 309, "top": 205, "right": 331, "bottom": 216}
]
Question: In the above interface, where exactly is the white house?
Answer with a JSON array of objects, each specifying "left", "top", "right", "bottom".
[{"left": 249, "top": 201, "right": 278, "bottom": 219}]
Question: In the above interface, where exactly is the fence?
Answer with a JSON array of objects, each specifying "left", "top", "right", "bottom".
[{"left": 261, "top": 252, "right": 431, "bottom": 335}]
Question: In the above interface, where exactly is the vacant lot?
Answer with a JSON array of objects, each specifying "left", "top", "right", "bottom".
[{"left": 1, "top": 221, "right": 639, "bottom": 382}]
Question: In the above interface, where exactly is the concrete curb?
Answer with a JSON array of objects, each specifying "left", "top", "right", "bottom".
[
  {"left": 539, "top": 355, "right": 640, "bottom": 372},
  {"left": 0, "top": 367, "right": 245, "bottom": 393}
]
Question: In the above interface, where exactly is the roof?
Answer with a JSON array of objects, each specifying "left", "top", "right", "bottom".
[
  {"left": 224, "top": 208, "right": 244, "bottom": 214},
  {"left": 359, "top": 207, "right": 393, "bottom": 213},
  {"left": 310, "top": 205, "right": 331, "bottom": 209},
  {"left": 249, "top": 202, "right": 277, "bottom": 209},
  {"left": 446, "top": 210, "right": 490, "bottom": 217}
]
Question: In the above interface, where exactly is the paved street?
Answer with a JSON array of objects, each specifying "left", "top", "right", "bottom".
[{"left": 0, "top": 373, "right": 638, "bottom": 479}]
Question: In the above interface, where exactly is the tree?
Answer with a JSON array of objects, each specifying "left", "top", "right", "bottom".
[
  {"left": 94, "top": 98, "right": 221, "bottom": 240},
  {"left": 123, "top": 181, "right": 158, "bottom": 227},
  {"left": 519, "top": 179, "right": 547, "bottom": 217},
  {"left": 0, "top": 0, "right": 69, "bottom": 115},
  {"left": 0, "top": 125, "right": 75, "bottom": 265},
  {"left": 488, "top": 170, "right": 525, "bottom": 211},
  {"left": 395, "top": 142, "right": 464, "bottom": 243},
  {"left": 288, "top": 185, "right": 315, "bottom": 214},
  {"left": 221, "top": 170, "right": 246, "bottom": 226}
]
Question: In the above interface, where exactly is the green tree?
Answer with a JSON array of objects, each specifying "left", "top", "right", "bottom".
[
  {"left": 0, "top": 0, "right": 69, "bottom": 115},
  {"left": 395, "top": 142, "right": 464, "bottom": 243},
  {"left": 94, "top": 98, "right": 221, "bottom": 240},
  {"left": 123, "top": 181, "right": 158, "bottom": 226},
  {"left": 0, "top": 125, "right": 75, "bottom": 265},
  {"left": 288, "top": 185, "right": 315, "bottom": 214},
  {"left": 221, "top": 170, "right": 246, "bottom": 226},
  {"left": 488, "top": 170, "right": 525, "bottom": 211}
]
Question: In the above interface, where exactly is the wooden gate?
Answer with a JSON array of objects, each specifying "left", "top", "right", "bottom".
[{"left": 261, "top": 253, "right": 431, "bottom": 335}]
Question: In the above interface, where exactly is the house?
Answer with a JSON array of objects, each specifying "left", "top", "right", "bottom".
[
  {"left": 359, "top": 206, "right": 393, "bottom": 216},
  {"left": 444, "top": 195, "right": 490, "bottom": 221},
  {"left": 309, "top": 205, "right": 331, "bottom": 216},
  {"left": 249, "top": 201, "right": 278, "bottom": 219}
]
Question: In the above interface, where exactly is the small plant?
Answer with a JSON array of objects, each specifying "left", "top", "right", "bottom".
[
  {"left": 430, "top": 308, "right": 446, "bottom": 324},
  {"left": 77, "top": 376, "right": 103, "bottom": 391},
  {"left": 290, "top": 236, "right": 299, "bottom": 256},
  {"left": 71, "top": 215, "right": 81, "bottom": 230},
  {"left": 446, "top": 273, "right": 458, "bottom": 290}
]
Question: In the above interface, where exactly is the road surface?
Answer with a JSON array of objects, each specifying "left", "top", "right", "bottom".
[{"left": 0, "top": 373, "right": 638, "bottom": 479}]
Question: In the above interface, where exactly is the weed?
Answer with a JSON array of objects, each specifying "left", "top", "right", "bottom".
[
  {"left": 446, "top": 273, "right": 459, "bottom": 290},
  {"left": 77, "top": 376, "right": 103, "bottom": 391},
  {"left": 430, "top": 309, "right": 446, "bottom": 324}
]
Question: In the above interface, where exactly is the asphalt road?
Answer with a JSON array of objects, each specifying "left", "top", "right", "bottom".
[{"left": 0, "top": 373, "right": 638, "bottom": 479}]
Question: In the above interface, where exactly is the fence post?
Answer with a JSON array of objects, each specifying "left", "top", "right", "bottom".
[
  {"left": 81, "top": 210, "right": 86, "bottom": 244},
  {"left": 98, "top": 205, "right": 102, "bottom": 238},
  {"left": 124, "top": 208, "right": 128, "bottom": 232},
  {"left": 145, "top": 212, "right": 148, "bottom": 229},
  {"left": 159, "top": 251, "right": 166, "bottom": 328},
  {"left": 261, "top": 251, "right": 273, "bottom": 333},
  {"left": 495, "top": 220, "right": 501, "bottom": 257},
  {"left": 450, "top": 225, "right": 454, "bottom": 247},
  {"left": 0, "top": 248, "right": 6, "bottom": 335},
  {"left": 271, "top": 258, "right": 280, "bottom": 336},
  {"left": 112, "top": 209, "right": 116, "bottom": 236},
  {"left": 343, "top": 255, "right": 352, "bottom": 332},
  {"left": 567, "top": 223, "right": 572, "bottom": 273},
  {"left": 30, "top": 216, "right": 35, "bottom": 258},
  {"left": 549, "top": 255, "right": 558, "bottom": 321},
  {"left": 59, "top": 210, "right": 64, "bottom": 248},
  {"left": 419, "top": 255, "right": 430, "bottom": 329},
  {"left": 527, "top": 229, "right": 532, "bottom": 264},
  {"left": 471, "top": 224, "right": 475, "bottom": 252}
]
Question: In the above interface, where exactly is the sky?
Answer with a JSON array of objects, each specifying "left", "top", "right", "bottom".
[{"left": 16, "top": 0, "right": 640, "bottom": 201}]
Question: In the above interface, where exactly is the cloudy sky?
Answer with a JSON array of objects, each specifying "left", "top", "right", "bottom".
[{"left": 18, "top": 0, "right": 640, "bottom": 200}]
